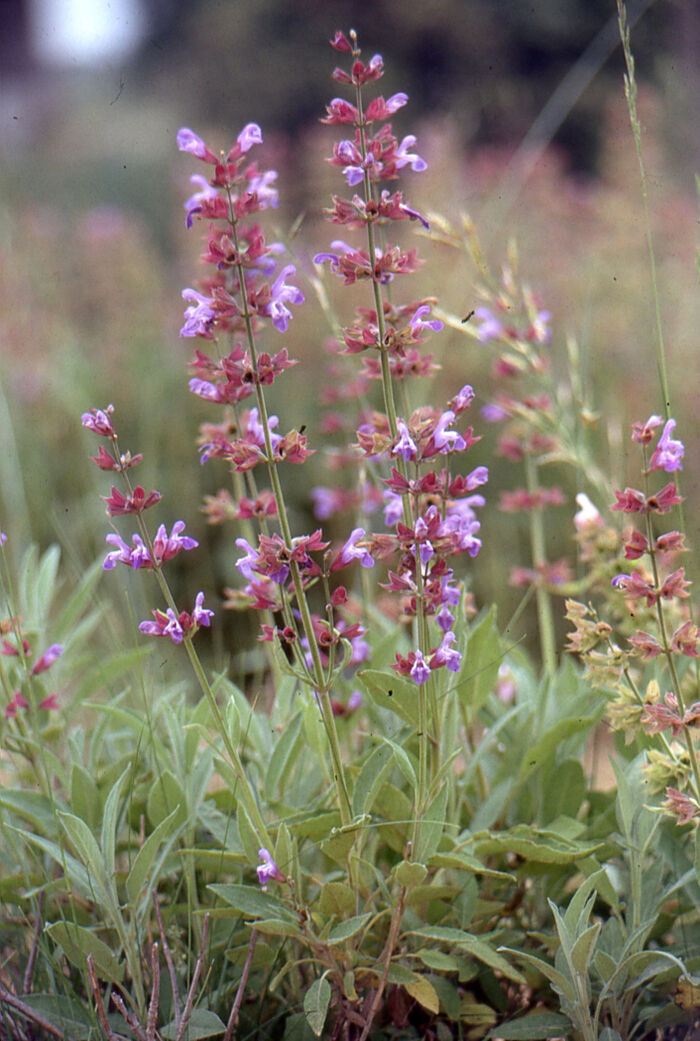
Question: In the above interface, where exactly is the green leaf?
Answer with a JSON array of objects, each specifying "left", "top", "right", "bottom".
[
  {"left": 0, "top": 789, "right": 61, "bottom": 836},
  {"left": 126, "top": 807, "right": 181, "bottom": 903},
  {"left": 375, "top": 735, "right": 417, "bottom": 793},
  {"left": 394, "top": 860, "right": 428, "bottom": 888},
  {"left": 70, "top": 764, "right": 100, "bottom": 833},
  {"left": 10, "top": 828, "right": 92, "bottom": 897},
  {"left": 430, "top": 850, "right": 515, "bottom": 881},
  {"left": 264, "top": 712, "right": 304, "bottom": 801},
  {"left": 253, "top": 917, "right": 304, "bottom": 938},
  {"left": 416, "top": 949, "right": 460, "bottom": 972},
  {"left": 352, "top": 743, "right": 394, "bottom": 818},
  {"left": 404, "top": 973, "right": 440, "bottom": 1014},
  {"left": 160, "top": 1008, "right": 227, "bottom": 1040},
  {"left": 58, "top": 812, "right": 113, "bottom": 906},
  {"left": 101, "top": 766, "right": 130, "bottom": 880},
  {"left": 486, "top": 1011, "right": 571, "bottom": 1038},
  {"left": 209, "top": 883, "right": 296, "bottom": 922},
  {"left": 456, "top": 606, "right": 502, "bottom": 712},
  {"left": 414, "top": 783, "right": 448, "bottom": 864},
  {"left": 407, "top": 927, "right": 524, "bottom": 983},
  {"left": 327, "top": 913, "right": 373, "bottom": 945},
  {"left": 319, "top": 882, "right": 356, "bottom": 917},
  {"left": 570, "top": 921, "right": 602, "bottom": 976},
  {"left": 75, "top": 645, "right": 152, "bottom": 702},
  {"left": 304, "top": 977, "right": 331, "bottom": 1037},
  {"left": 22, "top": 994, "right": 95, "bottom": 1040},
  {"left": 473, "top": 825, "right": 603, "bottom": 864},
  {"left": 236, "top": 802, "right": 262, "bottom": 867},
  {"left": 358, "top": 668, "right": 420, "bottom": 729},
  {"left": 147, "top": 770, "right": 187, "bottom": 829},
  {"left": 320, "top": 817, "right": 369, "bottom": 864},
  {"left": 519, "top": 717, "right": 595, "bottom": 782},
  {"left": 45, "top": 921, "right": 124, "bottom": 983},
  {"left": 498, "top": 948, "right": 575, "bottom": 1001}
]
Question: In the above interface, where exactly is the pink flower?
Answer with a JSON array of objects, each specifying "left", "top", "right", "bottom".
[
  {"left": 81, "top": 405, "right": 116, "bottom": 437},
  {"left": 574, "top": 494, "right": 602, "bottom": 532}
]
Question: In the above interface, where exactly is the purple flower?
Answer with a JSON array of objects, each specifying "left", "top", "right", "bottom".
[
  {"left": 392, "top": 420, "right": 418, "bottom": 462},
  {"left": 235, "top": 538, "right": 259, "bottom": 580},
  {"left": 184, "top": 174, "right": 219, "bottom": 228},
  {"left": 256, "top": 847, "right": 285, "bottom": 887},
  {"left": 410, "top": 649, "right": 432, "bottom": 685},
  {"left": 180, "top": 289, "right": 217, "bottom": 338},
  {"left": 433, "top": 631, "right": 462, "bottom": 673},
  {"left": 192, "top": 591, "right": 214, "bottom": 627},
  {"left": 474, "top": 307, "right": 504, "bottom": 343},
  {"left": 649, "top": 419, "right": 684, "bottom": 473},
  {"left": 409, "top": 305, "right": 443, "bottom": 336},
  {"left": 451, "top": 385, "right": 475, "bottom": 412},
  {"left": 0, "top": 532, "right": 6, "bottom": 546},
  {"left": 237, "top": 122, "right": 263, "bottom": 153},
  {"left": 139, "top": 608, "right": 184, "bottom": 644},
  {"left": 430, "top": 410, "right": 466, "bottom": 454},
  {"left": 481, "top": 403, "right": 508, "bottom": 423},
  {"left": 394, "top": 135, "right": 427, "bottom": 173},
  {"left": 383, "top": 490, "right": 403, "bottom": 527},
  {"left": 331, "top": 528, "right": 374, "bottom": 571},
  {"left": 152, "top": 521, "right": 198, "bottom": 563},
  {"left": 176, "top": 127, "right": 217, "bottom": 163},
  {"left": 383, "top": 92, "right": 408, "bottom": 114},
  {"left": 247, "top": 169, "right": 279, "bottom": 209},
  {"left": 247, "top": 408, "right": 282, "bottom": 452},
  {"left": 436, "top": 605, "right": 455, "bottom": 632},
  {"left": 32, "top": 644, "right": 63, "bottom": 675},
  {"left": 464, "top": 466, "right": 489, "bottom": 491},
  {"left": 262, "top": 265, "right": 304, "bottom": 332}
]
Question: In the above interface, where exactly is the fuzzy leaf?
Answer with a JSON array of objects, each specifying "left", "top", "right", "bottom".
[
  {"left": 161, "top": 1008, "right": 227, "bottom": 1039},
  {"left": 208, "top": 883, "right": 296, "bottom": 922},
  {"left": 519, "top": 717, "right": 595, "bottom": 782},
  {"left": 485, "top": 1011, "right": 571, "bottom": 1038},
  {"left": 358, "top": 668, "right": 420, "bottom": 729},
  {"left": 21, "top": 994, "right": 95, "bottom": 1040},
  {"left": 456, "top": 606, "right": 502, "bottom": 711},
  {"left": 327, "top": 913, "right": 373, "bottom": 945},
  {"left": 414, "top": 783, "right": 448, "bottom": 863},
  {"left": 404, "top": 973, "right": 440, "bottom": 1014},
  {"left": 126, "top": 807, "right": 181, "bottom": 903},
  {"left": 147, "top": 770, "right": 187, "bottom": 829},
  {"left": 264, "top": 713, "right": 304, "bottom": 801},
  {"left": 352, "top": 743, "right": 394, "bottom": 817},
  {"left": 304, "top": 977, "right": 331, "bottom": 1037},
  {"left": 45, "top": 922, "right": 124, "bottom": 983}
]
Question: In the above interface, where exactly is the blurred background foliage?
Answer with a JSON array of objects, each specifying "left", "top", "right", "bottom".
[{"left": 0, "top": 0, "right": 698, "bottom": 671}]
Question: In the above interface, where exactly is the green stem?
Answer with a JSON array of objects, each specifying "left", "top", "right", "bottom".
[{"left": 524, "top": 454, "right": 557, "bottom": 678}]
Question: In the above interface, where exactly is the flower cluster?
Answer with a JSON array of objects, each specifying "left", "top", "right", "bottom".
[
  {"left": 311, "top": 30, "right": 488, "bottom": 688},
  {"left": 81, "top": 405, "right": 210, "bottom": 645},
  {"left": 1, "top": 604, "right": 62, "bottom": 719},
  {"left": 567, "top": 415, "right": 698, "bottom": 825}
]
